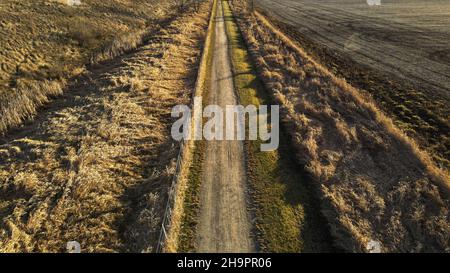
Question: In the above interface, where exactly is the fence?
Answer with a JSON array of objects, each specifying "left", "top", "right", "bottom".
[{"left": 155, "top": 0, "right": 216, "bottom": 253}]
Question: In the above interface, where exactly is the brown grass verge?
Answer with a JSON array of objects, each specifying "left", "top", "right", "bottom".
[
  {"left": 0, "top": 2, "right": 210, "bottom": 252},
  {"left": 256, "top": 8, "right": 450, "bottom": 170},
  {"left": 230, "top": 0, "right": 449, "bottom": 253},
  {"left": 0, "top": 0, "right": 183, "bottom": 136},
  {"left": 163, "top": 0, "right": 217, "bottom": 253}
]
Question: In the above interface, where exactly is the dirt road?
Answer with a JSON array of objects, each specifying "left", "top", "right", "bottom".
[
  {"left": 255, "top": 0, "right": 450, "bottom": 100},
  {"left": 196, "top": 0, "right": 255, "bottom": 253}
]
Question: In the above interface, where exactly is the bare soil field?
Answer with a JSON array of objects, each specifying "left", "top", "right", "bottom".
[
  {"left": 231, "top": 0, "right": 449, "bottom": 252},
  {"left": 255, "top": 0, "right": 450, "bottom": 168},
  {"left": 0, "top": 2, "right": 210, "bottom": 252},
  {"left": 0, "top": 0, "right": 178, "bottom": 135}
]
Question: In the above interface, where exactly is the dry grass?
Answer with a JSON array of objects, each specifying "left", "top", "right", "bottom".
[
  {"left": 0, "top": 2, "right": 210, "bottom": 252},
  {"left": 0, "top": 80, "right": 64, "bottom": 133},
  {"left": 230, "top": 0, "right": 449, "bottom": 252},
  {"left": 0, "top": 0, "right": 181, "bottom": 135},
  {"left": 222, "top": 0, "right": 333, "bottom": 252},
  {"left": 254, "top": 1, "right": 450, "bottom": 170},
  {"left": 164, "top": 0, "right": 217, "bottom": 253}
]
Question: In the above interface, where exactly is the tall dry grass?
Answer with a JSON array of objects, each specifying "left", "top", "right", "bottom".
[
  {"left": 163, "top": 0, "right": 217, "bottom": 253},
  {"left": 0, "top": 1, "right": 210, "bottom": 252},
  {"left": 0, "top": 80, "right": 63, "bottom": 134},
  {"left": 89, "top": 30, "right": 148, "bottom": 64},
  {"left": 0, "top": 0, "right": 182, "bottom": 136},
  {"left": 230, "top": 0, "right": 449, "bottom": 252}
]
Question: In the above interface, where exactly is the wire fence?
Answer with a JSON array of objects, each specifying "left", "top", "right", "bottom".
[
  {"left": 155, "top": 0, "right": 215, "bottom": 253},
  {"left": 155, "top": 140, "right": 186, "bottom": 253}
]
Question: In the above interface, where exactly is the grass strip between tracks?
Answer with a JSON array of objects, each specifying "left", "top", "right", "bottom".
[{"left": 222, "top": 0, "right": 333, "bottom": 252}]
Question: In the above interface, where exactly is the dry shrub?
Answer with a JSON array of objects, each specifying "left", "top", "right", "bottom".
[{"left": 231, "top": 0, "right": 449, "bottom": 252}]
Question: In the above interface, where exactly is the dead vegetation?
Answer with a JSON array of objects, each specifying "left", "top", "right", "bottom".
[
  {"left": 0, "top": 80, "right": 64, "bottom": 134},
  {"left": 222, "top": 0, "right": 333, "bottom": 252},
  {"left": 230, "top": 0, "right": 449, "bottom": 252},
  {"left": 255, "top": 0, "right": 450, "bottom": 170},
  {"left": 164, "top": 0, "right": 217, "bottom": 253},
  {"left": 0, "top": 1, "right": 210, "bottom": 252},
  {"left": 0, "top": 0, "right": 182, "bottom": 135}
]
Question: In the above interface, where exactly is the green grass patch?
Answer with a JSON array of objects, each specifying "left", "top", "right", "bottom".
[
  {"left": 222, "top": 0, "right": 333, "bottom": 252},
  {"left": 178, "top": 138, "right": 206, "bottom": 252}
]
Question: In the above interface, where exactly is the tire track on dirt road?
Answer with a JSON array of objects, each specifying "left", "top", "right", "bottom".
[{"left": 195, "top": 0, "right": 255, "bottom": 253}]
